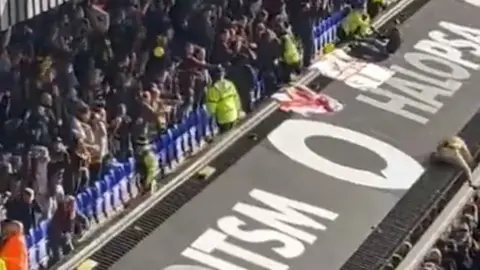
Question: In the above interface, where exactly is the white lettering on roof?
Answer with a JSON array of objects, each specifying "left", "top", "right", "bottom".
[
  {"left": 165, "top": 189, "right": 338, "bottom": 270},
  {"left": 311, "top": 21, "right": 480, "bottom": 125}
]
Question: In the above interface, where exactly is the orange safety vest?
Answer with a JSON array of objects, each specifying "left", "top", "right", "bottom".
[{"left": 0, "top": 234, "right": 28, "bottom": 270}]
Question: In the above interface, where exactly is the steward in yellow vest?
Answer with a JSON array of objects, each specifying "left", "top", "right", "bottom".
[
  {"left": 279, "top": 32, "right": 301, "bottom": 83},
  {"left": 135, "top": 136, "right": 159, "bottom": 195},
  {"left": 206, "top": 68, "right": 243, "bottom": 133},
  {"left": 339, "top": 4, "right": 373, "bottom": 41}
]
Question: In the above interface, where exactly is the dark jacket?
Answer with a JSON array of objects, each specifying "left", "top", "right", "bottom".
[{"left": 5, "top": 197, "right": 41, "bottom": 232}]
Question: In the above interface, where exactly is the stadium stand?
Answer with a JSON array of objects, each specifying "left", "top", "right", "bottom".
[
  {"left": 0, "top": 0, "right": 354, "bottom": 269},
  {"left": 416, "top": 192, "right": 480, "bottom": 270},
  {"left": 0, "top": 0, "right": 69, "bottom": 31}
]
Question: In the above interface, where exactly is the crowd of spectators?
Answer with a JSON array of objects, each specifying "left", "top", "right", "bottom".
[
  {"left": 0, "top": 0, "right": 334, "bottom": 268},
  {"left": 419, "top": 192, "right": 480, "bottom": 270}
]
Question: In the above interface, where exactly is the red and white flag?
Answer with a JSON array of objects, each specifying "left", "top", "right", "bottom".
[{"left": 272, "top": 84, "right": 343, "bottom": 116}]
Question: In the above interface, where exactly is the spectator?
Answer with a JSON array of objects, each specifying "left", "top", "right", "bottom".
[
  {"left": 47, "top": 195, "right": 87, "bottom": 265},
  {"left": 30, "top": 145, "right": 51, "bottom": 215},
  {"left": 433, "top": 136, "right": 475, "bottom": 188},
  {"left": 418, "top": 193, "right": 480, "bottom": 270},
  {"left": 5, "top": 188, "right": 42, "bottom": 232},
  {"left": 48, "top": 138, "right": 70, "bottom": 197},
  {"left": 89, "top": 109, "right": 108, "bottom": 179},
  {"left": 0, "top": 220, "right": 28, "bottom": 270},
  {"left": 109, "top": 103, "right": 133, "bottom": 160}
]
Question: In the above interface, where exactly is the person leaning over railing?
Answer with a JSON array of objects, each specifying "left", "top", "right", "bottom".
[{"left": 432, "top": 136, "right": 477, "bottom": 189}]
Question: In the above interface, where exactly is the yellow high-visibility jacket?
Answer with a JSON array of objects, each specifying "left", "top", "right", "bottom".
[
  {"left": 206, "top": 79, "right": 242, "bottom": 124},
  {"left": 341, "top": 9, "right": 373, "bottom": 38},
  {"left": 281, "top": 34, "right": 301, "bottom": 65}
]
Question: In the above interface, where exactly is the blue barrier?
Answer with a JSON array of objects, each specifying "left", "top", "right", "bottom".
[
  {"left": 313, "top": 9, "right": 347, "bottom": 55},
  {"left": 25, "top": 10, "right": 349, "bottom": 269}
]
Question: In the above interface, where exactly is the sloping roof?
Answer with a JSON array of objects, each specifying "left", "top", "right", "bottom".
[{"left": 0, "top": 0, "right": 70, "bottom": 31}]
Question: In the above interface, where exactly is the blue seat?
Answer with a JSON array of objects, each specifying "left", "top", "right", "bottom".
[
  {"left": 109, "top": 174, "right": 124, "bottom": 212},
  {"left": 127, "top": 172, "right": 140, "bottom": 199},
  {"left": 79, "top": 190, "right": 94, "bottom": 220},
  {"left": 314, "top": 36, "right": 321, "bottom": 54},
  {"left": 319, "top": 19, "right": 326, "bottom": 36},
  {"left": 117, "top": 171, "right": 130, "bottom": 204},
  {"left": 92, "top": 182, "right": 105, "bottom": 223},
  {"left": 113, "top": 163, "right": 131, "bottom": 204},
  {"left": 186, "top": 111, "right": 199, "bottom": 153},
  {"left": 170, "top": 125, "right": 184, "bottom": 165},
  {"left": 122, "top": 158, "right": 137, "bottom": 192},
  {"left": 27, "top": 230, "right": 38, "bottom": 270},
  {"left": 313, "top": 19, "right": 320, "bottom": 38},
  {"left": 311, "top": 21, "right": 317, "bottom": 38},
  {"left": 198, "top": 106, "right": 212, "bottom": 139},
  {"left": 209, "top": 115, "right": 219, "bottom": 136},
  {"left": 160, "top": 133, "right": 173, "bottom": 174},
  {"left": 112, "top": 163, "right": 125, "bottom": 183},
  {"left": 35, "top": 221, "right": 48, "bottom": 266},
  {"left": 318, "top": 22, "right": 327, "bottom": 50},
  {"left": 124, "top": 158, "right": 140, "bottom": 199},
  {"left": 250, "top": 71, "right": 261, "bottom": 105},
  {"left": 330, "top": 16, "right": 337, "bottom": 28},
  {"left": 323, "top": 29, "right": 333, "bottom": 45},
  {"left": 155, "top": 137, "right": 168, "bottom": 177},
  {"left": 27, "top": 229, "right": 35, "bottom": 248},
  {"left": 101, "top": 177, "right": 114, "bottom": 217},
  {"left": 120, "top": 162, "right": 130, "bottom": 181},
  {"left": 254, "top": 78, "right": 260, "bottom": 103},
  {"left": 320, "top": 19, "right": 327, "bottom": 34},
  {"left": 33, "top": 228, "right": 42, "bottom": 246},
  {"left": 126, "top": 157, "right": 136, "bottom": 179},
  {"left": 75, "top": 195, "right": 84, "bottom": 214},
  {"left": 249, "top": 77, "right": 258, "bottom": 105},
  {"left": 178, "top": 120, "right": 191, "bottom": 155},
  {"left": 325, "top": 19, "right": 332, "bottom": 32},
  {"left": 38, "top": 221, "right": 48, "bottom": 240},
  {"left": 313, "top": 10, "right": 352, "bottom": 55},
  {"left": 165, "top": 130, "right": 176, "bottom": 168},
  {"left": 194, "top": 107, "right": 206, "bottom": 146},
  {"left": 332, "top": 11, "right": 343, "bottom": 24},
  {"left": 202, "top": 105, "right": 218, "bottom": 138},
  {"left": 105, "top": 167, "right": 116, "bottom": 182}
]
